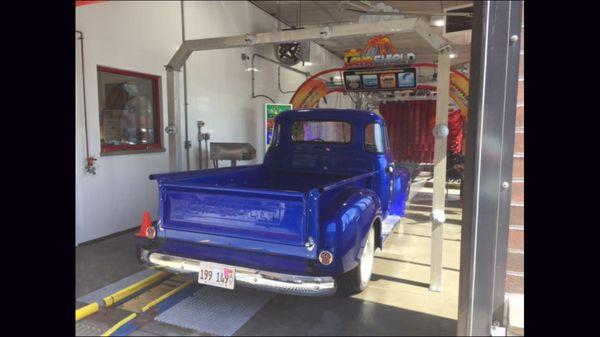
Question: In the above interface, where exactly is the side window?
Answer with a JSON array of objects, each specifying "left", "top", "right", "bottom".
[
  {"left": 365, "top": 123, "right": 385, "bottom": 153},
  {"left": 291, "top": 121, "right": 352, "bottom": 143}
]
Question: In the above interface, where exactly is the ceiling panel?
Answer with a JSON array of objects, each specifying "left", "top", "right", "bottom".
[{"left": 251, "top": 1, "right": 472, "bottom": 65}]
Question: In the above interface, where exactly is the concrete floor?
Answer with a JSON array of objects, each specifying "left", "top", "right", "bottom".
[
  {"left": 76, "top": 175, "right": 462, "bottom": 336},
  {"left": 76, "top": 228, "right": 146, "bottom": 299}
]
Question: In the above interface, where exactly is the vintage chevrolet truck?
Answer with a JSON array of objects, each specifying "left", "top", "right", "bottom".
[{"left": 136, "top": 109, "right": 411, "bottom": 296}]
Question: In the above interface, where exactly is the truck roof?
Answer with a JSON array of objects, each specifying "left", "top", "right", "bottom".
[{"left": 275, "top": 108, "right": 384, "bottom": 124}]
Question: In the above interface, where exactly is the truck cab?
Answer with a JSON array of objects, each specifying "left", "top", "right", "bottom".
[{"left": 136, "top": 109, "right": 411, "bottom": 296}]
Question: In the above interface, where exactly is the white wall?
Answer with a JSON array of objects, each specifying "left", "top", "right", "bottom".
[
  {"left": 181, "top": 1, "right": 352, "bottom": 170},
  {"left": 76, "top": 1, "right": 351, "bottom": 244},
  {"left": 76, "top": 1, "right": 181, "bottom": 245}
]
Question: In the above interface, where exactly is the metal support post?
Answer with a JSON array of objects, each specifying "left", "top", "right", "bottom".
[
  {"left": 181, "top": 1, "right": 191, "bottom": 171},
  {"left": 456, "top": 1, "right": 522, "bottom": 335},
  {"left": 429, "top": 48, "right": 451, "bottom": 292},
  {"left": 165, "top": 68, "right": 178, "bottom": 172}
]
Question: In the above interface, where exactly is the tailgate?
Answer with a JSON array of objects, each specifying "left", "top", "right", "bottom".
[{"left": 161, "top": 183, "right": 308, "bottom": 246}]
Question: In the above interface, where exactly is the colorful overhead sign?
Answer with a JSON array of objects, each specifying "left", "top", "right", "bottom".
[
  {"left": 343, "top": 67, "right": 417, "bottom": 92},
  {"left": 344, "top": 35, "right": 416, "bottom": 69}
]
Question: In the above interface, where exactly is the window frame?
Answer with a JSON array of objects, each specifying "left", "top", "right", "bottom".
[
  {"left": 269, "top": 122, "right": 281, "bottom": 149},
  {"left": 290, "top": 119, "right": 353, "bottom": 144},
  {"left": 364, "top": 122, "right": 387, "bottom": 154},
  {"left": 383, "top": 125, "right": 391, "bottom": 153},
  {"left": 97, "top": 65, "right": 164, "bottom": 156}
]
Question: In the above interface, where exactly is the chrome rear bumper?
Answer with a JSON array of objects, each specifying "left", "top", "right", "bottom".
[{"left": 140, "top": 250, "right": 337, "bottom": 297}]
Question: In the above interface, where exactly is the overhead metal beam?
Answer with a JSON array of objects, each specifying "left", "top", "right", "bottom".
[
  {"left": 167, "top": 17, "right": 449, "bottom": 70},
  {"left": 413, "top": 18, "right": 451, "bottom": 54},
  {"left": 168, "top": 45, "right": 192, "bottom": 73}
]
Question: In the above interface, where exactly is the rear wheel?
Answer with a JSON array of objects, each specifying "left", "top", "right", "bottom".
[{"left": 337, "top": 225, "right": 375, "bottom": 294}]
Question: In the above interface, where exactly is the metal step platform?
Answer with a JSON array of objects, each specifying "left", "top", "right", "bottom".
[{"left": 381, "top": 214, "right": 403, "bottom": 245}]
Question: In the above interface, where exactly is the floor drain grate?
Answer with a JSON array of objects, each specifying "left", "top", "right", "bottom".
[
  {"left": 155, "top": 286, "right": 276, "bottom": 336},
  {"left": 75, "top": 321, "right": 105, "bottom": 336}
]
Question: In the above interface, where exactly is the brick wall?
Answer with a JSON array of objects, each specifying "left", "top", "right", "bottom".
[{"left": 506, "top": 13, "right": 524, "bottom": 294}]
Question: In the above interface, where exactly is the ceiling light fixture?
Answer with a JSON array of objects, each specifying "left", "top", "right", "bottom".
[
  {"left": 430, "top": 15, "right": 445, "bottom": 27},
  {"left": 449, "top": 53, "right": 457, "bottom": 59}
]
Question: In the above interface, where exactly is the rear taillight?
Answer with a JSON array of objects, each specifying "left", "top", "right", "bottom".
[
  {"left": 318, "top": 250, "right": 333, "bottom": 265},
  {"left": 145, "top": 226, "right": 156, "bottom": 239}
]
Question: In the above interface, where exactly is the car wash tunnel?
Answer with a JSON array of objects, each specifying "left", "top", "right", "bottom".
[{"left": 76, "top": 1, "right": 524, "bottom": 336}]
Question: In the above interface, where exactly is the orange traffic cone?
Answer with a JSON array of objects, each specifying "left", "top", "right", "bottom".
[{"left": 135, "top": 211, "right": 153, "bottom": 237}]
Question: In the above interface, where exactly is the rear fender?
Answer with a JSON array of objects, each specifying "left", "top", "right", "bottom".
[{"left": 317, "top": 188, "right": 381, "bottom": 276}]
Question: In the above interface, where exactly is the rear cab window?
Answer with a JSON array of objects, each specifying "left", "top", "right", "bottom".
[{"left": 291, "top": 120, "right": 351, "bottom": 143}]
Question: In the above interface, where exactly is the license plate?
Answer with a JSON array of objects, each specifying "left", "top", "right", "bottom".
[{"left": 197, "top": 261, "right": 235, "bottom": 290}]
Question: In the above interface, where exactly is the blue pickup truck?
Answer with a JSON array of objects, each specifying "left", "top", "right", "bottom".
[{"left": 136, "top": 109, "right": 411, "bottom": 296}]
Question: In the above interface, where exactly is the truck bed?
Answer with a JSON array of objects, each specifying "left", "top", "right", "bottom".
[
  {"left": 151, "top": 165, "right": 376, "bottom": 265},
  {"left": 165, "top": 165, "right": 356, "bottom": 193}
]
